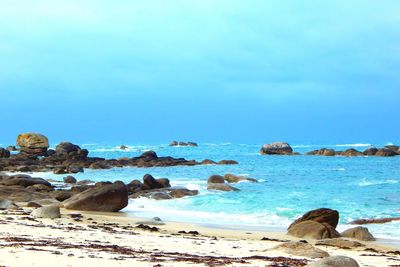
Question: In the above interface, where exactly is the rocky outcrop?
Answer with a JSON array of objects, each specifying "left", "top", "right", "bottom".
[
  {"left": 288, "top": 208, "right": 340, "bottom": 239},
  {"left": 349, "top": 217, "right": 400, "bottom": 225},
  {"left": 217, "top": 160, "right": 238, "bottom": 165},
  {"left": 260, "top": 142, "right": 294, "bottom": 155},
  {"left": 62, "top": 181, "right": 128, "bottom": 212},
  {"left": 363, "top": 147, "right": 378, "bottom": 156},
  {"left": 130, "top": 188, "right": 198, "bottom": 200},
  {"left": 223, "top": 174, "right": 258, "bottom": 183},
  {"left": 375, "top": 148, "right": 398, "bottom": 157},
  {"left": 306, "top": 149, "right": 335, "bottom": 156},
  {"left": 306, "top": 256, "right": 360, "bottom": 267},
  {"left": 16, "top": 133, "right": 49, "bottom": 156},
  {"left": 340, "top": 226, "right": 375, "bottom": 241},
  {"left": 169, "top": 141, "right": 198, "bottom": 147},
  {"left": 340, "top": 148, "right": 363, "bottom": 157},
  {"left": 0, "top": 174, "right": 51, "bottom": 187},
  {"left": 270, "top": 241, "right": 329, "bottom": 259}
]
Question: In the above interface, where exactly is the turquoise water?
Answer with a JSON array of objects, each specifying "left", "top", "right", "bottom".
[{"left": 40, "top": 142, "right": 400, "bottom": 240}]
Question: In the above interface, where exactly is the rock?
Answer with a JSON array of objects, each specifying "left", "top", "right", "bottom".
[
  {"left": 187, "top": 142, "right": 198, "bottom": 147},
  {"left": 384, "top": 145, "right": 400, "bottom": 153},
  {"left": 0, "top": 148, "right": 11, "bottom": 158},
  {"left": 28, "top": 184, "right": 53, "bottom": 192},
  {"left": 169, "top": 141, "right": 178, "bottom": 146},
  {"left": 6, "top": 145, "right": 17, "bottom": 151},
  {"left": 287, "top": 221, "right": 340, "bottom": 239},
  {"left": 306, "top": 149, "right": 335, "bottom": 156},
  {"left": 289, "top": 208, "right": 339, "bottom": 229},
  {"left": 52, "top": 191, "right": 72, "bottom": 201},
  {"left": 55, "top": 142, "right": 80, "bottom": 154},
  {"left": 207, "top": 183, "right": 239, "bottom": 192},
  {"left": 207, "top": 175, "right": 225, "bottom": 184},
  {"left": 201, "top": 159, "right": 216, "bottom": 165},
  {"left": 143, "top": 174, "right": 163, "bottom": 189},
  {"left": 0, "top": 175, "right": 51, "bottom": 187},
  {"left": 68, "top": 166, "right": 84, "bottom": 173},
  {"left": 130, "top": 188, "right": 199, "bottom": 200},
  {"left": 340, "top": 148, "right": 363, "bottom": 157},
  {"left": 270, "top": 241, "right": 329, "bottom": 259},
  {"left": 178, "top": 142, "right": 188, "bottom": 146},
  {"left": 31, "top": 204, "right": 61, "bottom": 219},
  {"left": 349, "top": 217, "right": 400, "bottom": 225},
  {"left": 62, "top": 181, "right": 128, "bottom": 212},
  {"left": 53, "top": 167, "right": 68, "bottom": 174},
  {"left": 0, "top": 186, "right": 50, "bottom": 202},
  {"left": 260, "top": 142, "right": 293, "bottom": 155},
  {"left": 63, "top": 176, "right": 77, "bottom": 184},
  {"left": 76, "top": 179, "right": 94, "bottom": 185},
  {"left": 223, "top": 174, "right": 258, "bottom": 183},
  {"left": 156, "top": 178, "right": 171, "bottom": 188},
  {"left": 340, "top": 226, "right": 375, "bottom": 241},
  {"left": 127, "top": 180, "right": 144, "bottom": 193},
  {"left": 375, "top": 148, "right": 398, "bottom": 157},
  {"left": 0, "top": 199, "right": 17, "bottom": 210},
  {"left": 120, "top": 145, "right": 128, "bottom": 150},
  {"left": 217, "top": 160, "right": 238, "bottom": 165},
  {"left": 27, "top": 201, "right": 42, "bottom": 208},
  {"left": 306, "top": 256, "right": 360, "bottom": 267},
  {"left": 140, "top": 151, "right": 158, "bottom": 159},
  {"left": 316, "top": 238, "right": 363, "bottom": 248},
  {"left": 45, "top": 149, "right": 56, "bottom": 156},
  {"left": 16, "top": 133, "right": 49, "bottom": 155},
  {"left": 363, "top": 147, "right": 378, "bottom": 156},
  {"left": 89, "top": 161, "right": 111, "bottom": 169}
]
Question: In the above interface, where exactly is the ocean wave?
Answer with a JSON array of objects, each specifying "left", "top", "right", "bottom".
[
  {"left": 292, "top": 145, "right": 313, "bottom": 148},
  {"left": 358, "top": 178, "right": 399, "bottom": 187},
  {"left": 334, "top": 143, "right": 372, "bottom": 147}
]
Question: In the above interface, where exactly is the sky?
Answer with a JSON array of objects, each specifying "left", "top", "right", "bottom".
[{"left": 0, "top": 0, "right": 399, "bottom": 145}]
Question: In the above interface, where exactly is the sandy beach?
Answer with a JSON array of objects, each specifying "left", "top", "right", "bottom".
[{"left": 1, "top": 207, "right": 399, "bottom": 267}]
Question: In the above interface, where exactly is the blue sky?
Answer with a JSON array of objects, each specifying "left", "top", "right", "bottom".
[{"left": 0, "top": 1, "right": 399, "bottom": 145}]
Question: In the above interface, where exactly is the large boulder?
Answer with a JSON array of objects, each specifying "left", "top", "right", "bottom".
[
  {"left": 270, "top": 241, "right": 329, "bottom": 259},
  {"left": 31, "top": 204, "right": 61, "bottom": 219},
  {"left": 375, "top": 148, "right": 398, "bottom": 157},
  {"left": 289, "top": 208, "right": 339, "bottom": 229},
  {"left": 340, "top": 226, "right": 375, "bottom": 241},
  {"left": 288, "top": 220, "right": 340, "bottom": 239},
  {"left": 143, "top": 174, "right": 164, "bottom": 189},
  {"left": 260, "top": 142, "right": 293, "bottom": 155},
  {"left": 363, "top": 147, "right": 378, "bottom": 156},
  {"left": 306, "top": 256, "right": 359, "bottom": 267},
  {"left": 62, "top": 181, "right": 128, "bottom": 212},
  {"left": 16, "top": 133, "right": 49, "bottom": 156},
  {"left": 55, "top": 142, "right": 88, "bottom": 159},
  {"left": 340, "top": 149, "right": 363, "bottom": 157},
  {"left": 0, "top": 147, "right": 11, "bottom": 158}
]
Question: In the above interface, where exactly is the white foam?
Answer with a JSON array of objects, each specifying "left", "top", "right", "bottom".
[
  {"left": 334, "top": 143, "right": 372, "bottom": 147},
  {"left": 358, "top": 178, "right": 399, "bottom": 187}
]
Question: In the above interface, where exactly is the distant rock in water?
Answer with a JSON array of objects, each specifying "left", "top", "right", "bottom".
[
  {"left": 207, "top": 174, "right": 239, "bottom": 192},
  {"left": 169, "top": 141, "right": 198, "bottom": 147},
  {"left": 223, "top": 174, "right": 258, "bottom": 183},
  {"left": 349, "top": 216, "right": 400, "bottom": 225},
  {"left": 260, "top": 142, "right": 294, "bottom": 155},
  {"left": 16, "top": 132, "right": 49, "bottom": 156},
  {"left": 375, "top": 148, "right": 398, "bottom": 157},
  {"left": 363, "top": 147, "right": 378, "bottom": 156},
  {"left": 306, "top": 145, "right": 400, "bottom": 157},
  {"left": 306, "top": 148, "right": 335, "bottom": 156},
  {"left": 120, "top": 145, "right": 128, "bottom": 150},
  {"left": 340, "top": 148, "right": 363, "bottom": 157}
]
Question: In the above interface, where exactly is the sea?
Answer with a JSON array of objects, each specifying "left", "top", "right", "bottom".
[{"left": 28, "top": 142, "right": 400, "bottom": 243}]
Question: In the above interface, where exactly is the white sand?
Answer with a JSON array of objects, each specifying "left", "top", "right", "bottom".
[{"left": 0, "top": 208, "right": 399, "bottom": 267}]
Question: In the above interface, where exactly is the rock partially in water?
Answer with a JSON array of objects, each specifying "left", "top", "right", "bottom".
[
  {"left": 16, "top": 133, "right": 49, "bottom": 156},
  {"left": 340, "top": 226, "right": 375, "bottom": 241},
  {"left": 223, "top": 174, "right": 258, "bottom": 183},
  {"left": 63, "top": 176, "right": 77, "bottom": 184},
  {"left": 375, "top": 148, "right": 398, "bottom": 157},
  {"left": 340, "top": 148, "right": 363, "bottom": 157},
  {"left": 289, "top": 208, "right": 339, "bottom": 229},
  {"left": 217, "top": 160, "right": 238, "bottom": 165},
  {"left": 207, "top": 175, "right": 225, "bottom": 184},
  {"left": 260, "top": 142, "right": 293, "bottom": 155},
  {"left": 363, "top": 147, "right": 378, "bottom": 156},
  {"left": 306, "top": 148, "right": 336, "bottom": 156},
  {"left": 207, "top": 183, "right": 239, "bottom": 192}
]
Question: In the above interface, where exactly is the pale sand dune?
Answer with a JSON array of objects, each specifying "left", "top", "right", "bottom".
[{"left": 0, "top": 208, "right": 399, "bottom": 267}]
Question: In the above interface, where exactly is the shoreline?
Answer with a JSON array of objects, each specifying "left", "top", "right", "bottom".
[{"left": 1, "top": 207, "right": 400, "bottom": 267}]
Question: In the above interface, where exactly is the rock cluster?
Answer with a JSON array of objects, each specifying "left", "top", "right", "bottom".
[
  {"left": 0, "top": 133, "right": 237, "bottom": 174},
  {"left": 306, "top": 145, "right": 400, "bottom": 157},
  {"left": 207, "top": 175, "right": 240, "bottom": 191},
  {"left": 128, "top": 174, "right": 199, "bottom": 200},
  {"left": 169, "top": 141, "right": 198, "bottom": 147}
]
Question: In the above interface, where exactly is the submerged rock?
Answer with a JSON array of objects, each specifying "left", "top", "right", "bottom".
[
  {"left": 62, "top": 181, "right": 128, "bottom": 212},
  {"left": 260, "top": 142, "right": 293, "bottom": 155},
  {"left": 207, "top": 183, "right": 239, "bottom": 192},
  {"left": 223, "top": 174, "right": 258, "bottom": 183}
]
